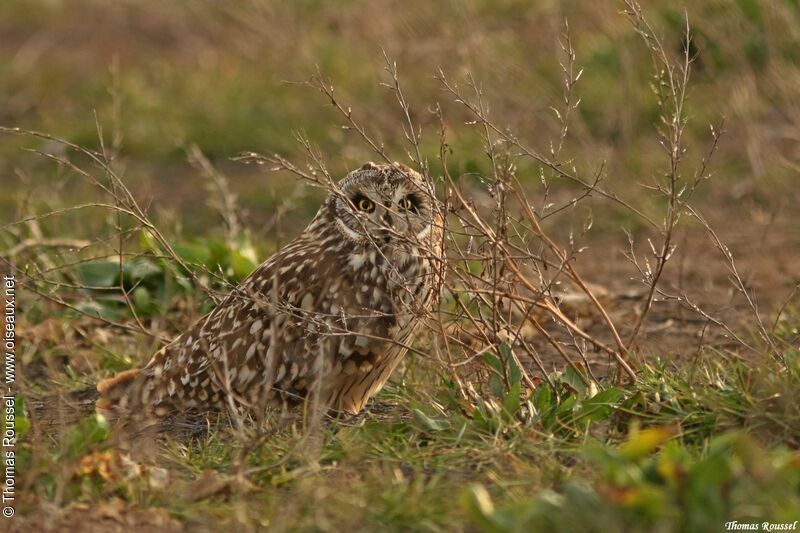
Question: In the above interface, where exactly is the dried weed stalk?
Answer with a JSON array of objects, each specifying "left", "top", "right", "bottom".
[{"left": 1, "top": 3, "right": 788, "bottom": 465}]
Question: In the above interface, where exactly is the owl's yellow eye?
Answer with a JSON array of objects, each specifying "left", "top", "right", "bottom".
[
  {"left": 398, "top": 195, "right": 417, "bottom": 211},
  {"left": 356, "top": 197, "right": 374, "bottom": 213}
]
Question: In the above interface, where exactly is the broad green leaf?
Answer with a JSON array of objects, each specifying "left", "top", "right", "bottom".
[
  {"left": 230, "top": 247, "right": 258, "bottom": 280},
  {"left": 501, "top": 380, "right": 521, "bottom": 421},
  {"left": 66, "top": 414, "right": 111, "bottom": 457},
  {"left": 561, "top": 365, "right": 589, "bottom": 397},
  {"left": 555, "top": 394, "right": 577, "bottom": 419},
  {"left": 577, "top": 387, "right": 626, "bottom": 423},
  {"left": 173, "top": 242, "right": 211, "bottom": 266},
  {"left": 13, "top": 396, "right": 30, "bottom": 437},
  {"left": 531, "top": 382, "right": 552, "bottom": 416},
  {"left": 74, "top": 261, "right": 119, "bottom": 288},
  {"left": 483, "top": 352, "right": 504, "bottom": 374},
  {"left": 132, "top": 286, "right": 160, "bottom": 315},
  {"left": 499, "top": 343, "right": 522, "bottom": 385},
  {"left": 123, "top": 257, "right": 163, "bottom": 283}
]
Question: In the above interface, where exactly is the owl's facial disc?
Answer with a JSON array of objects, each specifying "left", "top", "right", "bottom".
[{"left": 332, "top": 164, "right": 435, "bottom": 249}]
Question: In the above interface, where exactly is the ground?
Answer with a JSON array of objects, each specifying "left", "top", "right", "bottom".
[{"left": 1, "top": 1, "right": 799, "bottom": 531}]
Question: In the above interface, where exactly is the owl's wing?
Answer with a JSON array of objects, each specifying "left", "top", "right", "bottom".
[
  {"left": 144, "top": 250, "right": 401, "bottom": 413},
  {"left": 95, "top": 243, "right": 281, "bottom": 411},
  {"left": 151, "top": 250, "right": 322, "bottom": 409}
]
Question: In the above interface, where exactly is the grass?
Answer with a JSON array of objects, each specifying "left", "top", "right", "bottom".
[
  {"left": 3, "top": 0, "right": 800, "bottom": 531},
  {"left": 14, "top": 344, "right": 800, "bottom": 530}
]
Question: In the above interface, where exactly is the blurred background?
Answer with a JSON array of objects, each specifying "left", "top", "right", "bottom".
[
  {"left": 1, "top": 0, "right": 798, "bottom": 330},
  {"left": 1, "top": 0, "right": 798, "bottom": 227},
  {"left": 3, "top": 3, "right": 800, "bottom": 528}
]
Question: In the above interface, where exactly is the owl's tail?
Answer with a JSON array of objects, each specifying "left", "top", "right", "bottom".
[
  {"left": 95, "top": 369, "right": 213, "bottom": 439},
  {"left": 26, "top": 385, "right": 99, "bottom": 430},
  {"left": 95, "top": 368, "right": 142, "bottom": 414}
]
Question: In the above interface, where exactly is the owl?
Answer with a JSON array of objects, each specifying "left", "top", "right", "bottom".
[{"left": 96, "top": 162, "right": 443, "bottom": 418}]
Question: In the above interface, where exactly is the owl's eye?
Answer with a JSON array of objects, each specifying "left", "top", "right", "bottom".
[
  {"left": 354, "top": 196, "right": 375, "bottom": 213},
  {"left": 398, "top": 195, "right": 418, "bottom": 212}
]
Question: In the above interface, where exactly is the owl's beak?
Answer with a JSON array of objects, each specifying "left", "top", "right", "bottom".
[
  {"left": 377, "top": 211, "right": 394, "bottom": 244},
  {"left": 375, "top": 229, "right": 393, "bottom": 245}
]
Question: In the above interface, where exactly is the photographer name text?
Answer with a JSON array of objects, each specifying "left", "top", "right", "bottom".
[
  {"left": 3, "top": 275, "right": 16, "bottom": 519},
  {"left": 726, "top": 521, "right": 799, "bottom": 531}
]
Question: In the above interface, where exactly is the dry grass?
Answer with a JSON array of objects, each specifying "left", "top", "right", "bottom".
[{"left": 1, "top": 0, "right": 799, "bottom": 531}]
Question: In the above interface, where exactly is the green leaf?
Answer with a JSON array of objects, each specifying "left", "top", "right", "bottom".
[
  {"left": 13, "top": 396, "right": 30, "bottom": 438},
  {"left": 14, "top": 416, "right": 30, "bottom": 437},
  {"left": 132, "top": 286, "right": 160, "bottom": 315},
  {"left": 66, "top": 414, "right": 111, "bottom": 457},
  {"left": 74, "top": 261, "right": 119, "bottom": 288},
  {"left": 139, "top": 231, "right": 160, "bottom": 254},
  {"left": 173, "top": 242, "right": 211, "bottom": 266},
  {"left": 472, "top": 400, "right": 501, "bottom": 434},
  {"left": 531, "top": 382, "right": 553, "bottom": 416},
  {"left": 230, "top": 237, "right": 259, "bottom": 280},
  {"left": 484, "top": 353, "right": 506, "bottom": 399},
  {"left": 561, "top": 366, "right": 589, "bottom": 397},
  {"left": 621, "top": 390, "right": 645, "bottom": 411},
  {"left": 122, "top": 257, "right": 163, "bottom": 284},
  {"left": 499, "top": 343, "right": 522, "bottom": 386},
  {"left": 230, "top": 247, "right": 257, "bottom": 280},
  {"left": 484, "top": 345, "right": 522, "bottom": 400},
  {"left": 577, "top": 387, "right": 626, "bottom": 423},
  {"left": 555, "top": 393, "right": 578, "bottom": 420},
  {"left": 483, "top": 352, "right": 504, "bottom": 374},
  {"left": 207, "top": 239, "right": 231, "bottom": 273},
  {"left": 501, "top": 380, "right": 522, "bottom": 421}
]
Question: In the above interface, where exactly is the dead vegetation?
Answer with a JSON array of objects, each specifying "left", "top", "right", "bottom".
[{"left": 1, "top": 0, "right": 798, "bottom": 531}]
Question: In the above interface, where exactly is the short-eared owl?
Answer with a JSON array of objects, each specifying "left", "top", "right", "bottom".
[{"left": 97, "top": 163, "right": 443, "bottom": 417}]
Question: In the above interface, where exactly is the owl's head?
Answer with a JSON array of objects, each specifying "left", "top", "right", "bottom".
[{"left": 328, "top": 163, "right": 438, "bottom": 248}]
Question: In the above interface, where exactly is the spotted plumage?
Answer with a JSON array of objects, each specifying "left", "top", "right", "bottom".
[{"left": 96, "top": 163, "right": 443, "bottom": 417}]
